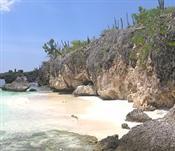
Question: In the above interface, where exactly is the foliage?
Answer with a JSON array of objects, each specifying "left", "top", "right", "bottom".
[
  {"left": 167, "top": 41, "right": 175, "bottom": 47},
  {"left": 43, "top": 39, "right": 63, "bottom": 59},
  {"left": 43, "top": 38, "right": 90, "bottom": 59},
  {"left": 0, "top": 69, "right": 39, "bottom": 83},
  {"left": 70, "top": 40, "right": 89, "bottom": 50},
  {"left": 24, "top": 69, "right": 39, "bottom": 82},
  {"left": 131, "top": 6, "right": 175, "bottom": 66}
]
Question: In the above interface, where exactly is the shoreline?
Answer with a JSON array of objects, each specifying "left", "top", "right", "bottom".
[
  {"left": 0, "top": 90, "right": 171, "bottom": 151},
  {"left": 0, "top": 90, "right": 168, "bottom": 140}
]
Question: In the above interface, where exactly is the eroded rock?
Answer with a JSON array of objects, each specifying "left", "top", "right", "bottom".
[
  {"left": 121, "top": 123, "right": 130, "bottom": 130},
  {"left": 73, "top": 85, "right": 96, "bottom": 96},
  {"left": 2, "top": 76, "right": 30, "bottom": 92},
  {"left": 43, "top": 15, "right": 175, "bottom": 110},
  {"left": 126, "top": 109, "right": 152, "bottom": 122},
  {"left": 116, "top": 107, "right": 175, "bottom": 151},
  {"left": 97, "top": 135, "right": 119, "bottom": 151}
]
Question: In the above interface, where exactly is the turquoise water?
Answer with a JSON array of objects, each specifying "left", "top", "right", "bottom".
[
  {"left": 0, "top": 90, "right": 101, "bottom": 150},
  {"left": 0, "top": 89, "right": 15, "bottom": 128},
  {"left": 0, "top": 89, "right": 34, "bottom": 130}
]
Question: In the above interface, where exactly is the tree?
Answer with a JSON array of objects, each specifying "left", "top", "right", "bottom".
[
  {"left": 43, "top": 38, "right": 90, "bottom": 58},
  {"left": 42, "top": 39, "right": 63, "bottom": 58},
  {"left": 138, "top": 6, "right": 146, "bottom": 13}
]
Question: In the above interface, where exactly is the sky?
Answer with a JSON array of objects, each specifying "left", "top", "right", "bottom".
[{"left": 0, "top": 0, "right": 174, "bottom": 72}]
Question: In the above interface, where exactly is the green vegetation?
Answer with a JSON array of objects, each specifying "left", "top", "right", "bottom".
[
  {"left": 131, "top": 6, "right": 175, "bottom": 66},
  {"left": 168, "top": 41, "right": 175, "bottom": 47},
  {"left": 68, "top": 40, "right": 90, "bottom": 51},
  {"left": 43, "top": 38, "right": 90, "bottom": 59},
  {"left": 42, "top": 39, "right": 64, "bottom": 58},
  {"left": 0, "top": 69, "right": 39, "bottom": 83}
]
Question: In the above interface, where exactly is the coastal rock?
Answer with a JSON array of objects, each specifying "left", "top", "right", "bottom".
[
  {"left": 97, "top": 135, "right": 119, "bottom": 151},
  {"left": 126, "top": 109, "right": 152, "bottom": 122},
  {"left": 73, "top": 85, "right": 96, "bottom": 96},
  {"left": 164, "top": 105, "right": 175, "bottom": 120},
  {"left": 38, "top": 61, "right": 50, "bottom": 86},
  {"left": 121, "top": 123, "right": 130, "bottom": 129},
  {"left": 2, "top": 76, "right": 30, "bottom": 92},
  {"left": 116, "top": 107, "right": 175, "bottom": 151},
  {"left": 41, "top": 11, "right": 175, "bottom": 110},
  {"left": 0, "top": 130, "right": 98, "bottom": 151},
  {"left": 49, "top": 53, "right": 90, "bottom": 92}
]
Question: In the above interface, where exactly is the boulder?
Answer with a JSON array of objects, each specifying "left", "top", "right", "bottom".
[
  {"left": 73, "top": 85, "right": 96, "bottom": 96},
  {"left": 126, "top": 109, "right": 152, "bottom": 122},
  {"left": 116, "top": 106, "right": 175, "bottom": 151},
  {"left": 121, "top": 123, "right": 130, "bottom": 129},
  {"left": 96, "top": 135, "right": 119, "bottom": 151},
  {"left": 2, "top": 76, "right": 30, "bottom": 92}
]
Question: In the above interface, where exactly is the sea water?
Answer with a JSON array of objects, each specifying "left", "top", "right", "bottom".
[
  {"left": 0, "top": 79, "right": 5, "bottom": 87},
  {"left": 0, "top": 89, "right": 168, "bottom": 150},
  {"left": 0, "top": 89, "right": 31, "bottom": 131},
  {"left": 0, "top": 90, "right": 132, "bottom": 135}
]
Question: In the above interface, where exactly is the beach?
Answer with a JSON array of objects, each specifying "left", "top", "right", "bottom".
[{"left": 0, "top": 91, "right": 168, "bottom": 140}]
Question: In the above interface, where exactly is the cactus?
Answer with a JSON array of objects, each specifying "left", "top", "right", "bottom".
[
  {"left": 114, "top": 17, "right": 118, "bottom": 29},
  {"left": 87, "top": 37, "right": 91, "bottom": 44},
  {"left": 126, "top": 13, "right": 130, "bottom": 27},
  {"left": 158, "top": 0, "right": 164, "bottom": 10},
  {"left": 132, "top": 15, "right": 136, "bottom": 25},
  {"left": 120, "top": 17, "right": 123, "bottom": 29}
]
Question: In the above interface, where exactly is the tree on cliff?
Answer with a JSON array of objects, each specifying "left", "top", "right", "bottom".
[
  {"left": 43, "top": 38, "right": 90, "bottom": 59},
  {"left": 42, "top": 39, "right": 63, "bottom": 59}
]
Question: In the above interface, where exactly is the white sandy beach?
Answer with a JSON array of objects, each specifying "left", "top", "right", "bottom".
[{"left": 0, "top": 92, "right": 168, "bottom": 139}]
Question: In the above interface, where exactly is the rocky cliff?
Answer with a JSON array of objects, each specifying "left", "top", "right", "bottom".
[{"left": 40, "top": 7, "right": 175, "bottom": 110}]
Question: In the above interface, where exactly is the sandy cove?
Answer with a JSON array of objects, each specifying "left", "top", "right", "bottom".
[{"left": 1, "top": 92, "right": 167, "bottom": 140}]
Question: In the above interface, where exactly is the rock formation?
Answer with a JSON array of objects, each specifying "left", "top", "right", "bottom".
[
  {"left": 116, "top": 106, "right": 175, "bottom": 151},
  {"left": 96, "top": 135, "right": 119, "bottom": 151},
  {"left": 126, "top": 109, "right": 152, "bottom": 122},
  {"left": 95, "top": 106, "right": 175, "bottom": 151},
  {"left": 73, "top": 85, "right": 96, "bottom": 96},
  {"left": 121, "top": 123, "right": 130, "bottom": 129},
  {"left": 2, "top": 76, "right": 30, "bottom": 92},
  {"left": 39, "top": 9, "right": 175, "bottom": 110}
]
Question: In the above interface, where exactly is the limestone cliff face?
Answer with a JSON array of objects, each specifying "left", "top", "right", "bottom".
[
  {"left": 49, "top": 50, "right": 90, "bottom": 91},
  {"left": 44, "top": 11, "right": 175, "bottom": 110}
]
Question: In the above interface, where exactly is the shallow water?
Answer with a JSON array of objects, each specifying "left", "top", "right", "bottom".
[
  {"left": 0, "top": 90, "right": 168, "bottom": 150},
  {"left": 0, "top": 90, "right": 134, "bottom": 139}
]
